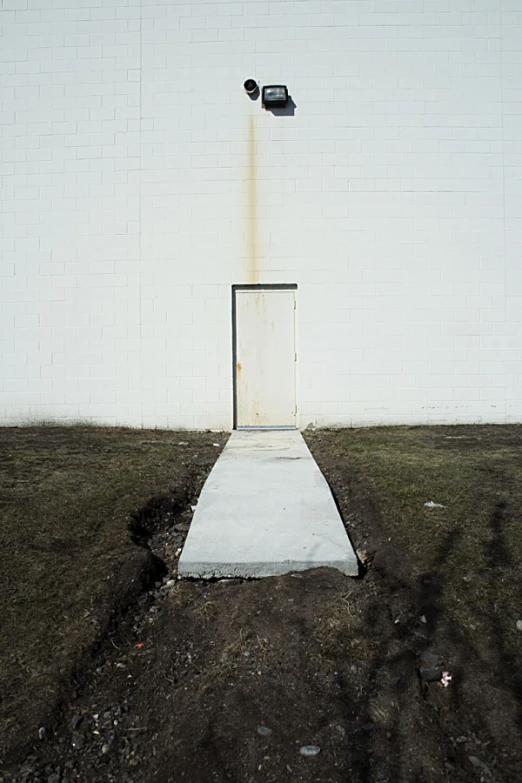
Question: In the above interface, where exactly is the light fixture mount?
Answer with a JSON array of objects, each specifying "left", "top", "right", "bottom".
[
  {"left": 243, "top": 79, "right": 258, "bottom": 95},
  {"left": 262, "top": 85, "right": 289, "bottom": 108}
]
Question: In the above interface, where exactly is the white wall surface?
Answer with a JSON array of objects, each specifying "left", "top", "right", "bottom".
[{"left": 1, "top": 0, "right": 521, "bottom": 429}]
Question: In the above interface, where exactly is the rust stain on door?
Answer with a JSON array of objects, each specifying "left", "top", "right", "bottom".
[{"left": 247, "top": 115, "right": 258, "bottom": 283}]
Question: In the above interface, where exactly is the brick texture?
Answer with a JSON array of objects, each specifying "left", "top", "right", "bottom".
[{"left": 1, "top": 0, "right": 521, "bottom": 428}]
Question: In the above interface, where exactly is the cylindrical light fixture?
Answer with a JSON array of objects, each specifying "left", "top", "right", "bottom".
[{"left": 243, "top": 79, "right": 258, "bottom": 95}]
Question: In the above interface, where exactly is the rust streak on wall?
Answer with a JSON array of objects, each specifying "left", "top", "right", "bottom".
[{"left": 247, "top": 115, "right": 258, "bottom": 284}]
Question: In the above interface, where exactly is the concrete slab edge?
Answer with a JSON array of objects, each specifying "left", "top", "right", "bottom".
[{"left": 178, "top": 559, "right": 359, "bottom": 580}]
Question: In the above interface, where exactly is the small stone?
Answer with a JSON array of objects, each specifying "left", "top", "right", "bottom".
[
  {"left": 419, "top": 667, "right": 441, "bottom": 682},
  {"left": 71, "top": 733, "right": 85, "bottom": 751},
  {"left": 362, "top": 722, "right": 375, "bottom": 733},
  {"left": 257, "top": 726, "right": 272, "bottom": 737},
  {"left": 468, "top": 755, "right": 490, "bottom": 772},
  {"left": 419, "top": 649, "right": 438, "bottom": 665},
  {"left": 38, "top": 727, "right": 46, "bottom": 740},
  {"left": 299, "top": 745, "right": 321, "bottom": 757},
  {"left": 48, "top": 775, "right": 61, "bottom": 783},
  {"left": 516, "top": 620, "right": 522, "bottom": 632},
  {"left": 70, "top": 715, "right": 83, "bottom": 730},
  {"left": 356, "top": 549, "right": 371, "bottom": 565},
  {"left": 102, "top": 744, "right": 110, "bottom": 755}
]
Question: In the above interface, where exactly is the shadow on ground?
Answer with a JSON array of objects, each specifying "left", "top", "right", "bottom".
[{"left": 2, "top": 425, "right": 522, "bottom": 783}]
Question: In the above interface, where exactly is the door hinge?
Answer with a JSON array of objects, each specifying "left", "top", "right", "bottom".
[{"left": 294, "top": 352, "right": 297, "bottom": 362}]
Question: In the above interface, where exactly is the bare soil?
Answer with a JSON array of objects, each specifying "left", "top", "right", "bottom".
[{"left": 1, "top": 425, "right": 522, "bottom": 783}]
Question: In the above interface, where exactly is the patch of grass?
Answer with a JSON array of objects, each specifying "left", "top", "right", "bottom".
[
  {"left": 0, "top": 426, "right": 226, "bottom": 763},
  {"left": 197, "top": 629, "right": 273, "bottom": 695},
  {"left": 195, "top": 600, "right": 217, "bottom": 624},
  {"left": 315, "top": 591, "right": 380, "bottom": 661},
  {"left": 305, "top": 425, "right": 522, "bottom": 685}
]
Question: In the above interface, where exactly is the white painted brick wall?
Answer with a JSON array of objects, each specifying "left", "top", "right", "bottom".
[{"left": 1, "top": 0, "right": 521, "bottom": 429}]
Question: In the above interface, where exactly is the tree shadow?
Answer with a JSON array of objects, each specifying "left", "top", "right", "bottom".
[
  {"left": 325, "top": 476, "right": 522, "bottom": 781},
  {"left": 484, "top": 501, "right": 522, "bottom": 719}
]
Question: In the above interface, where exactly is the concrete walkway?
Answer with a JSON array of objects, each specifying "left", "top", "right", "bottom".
[{"left": 178, "top": 430, "right": 358, "bottom": 579}]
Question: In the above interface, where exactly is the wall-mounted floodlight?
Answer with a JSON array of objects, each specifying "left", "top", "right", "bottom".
[
  {"left": 243, "top": 79, "right": 259, "bottom": 97},
  {"left": 262, "top": 85, "right": 289, "bottom": 108}
]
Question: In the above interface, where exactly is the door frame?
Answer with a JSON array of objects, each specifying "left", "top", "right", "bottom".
[{"left": 232, "top": 283, "right": 298, "bottom": 430}]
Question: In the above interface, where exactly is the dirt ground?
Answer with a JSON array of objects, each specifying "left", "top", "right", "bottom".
[{"left": 1, "top": 425, "right": 522, "bottom": 783}]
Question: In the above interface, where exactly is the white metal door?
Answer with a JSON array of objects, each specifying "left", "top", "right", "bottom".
[{"left": 235, "top": 288, "right": 296, "bottom": 428}]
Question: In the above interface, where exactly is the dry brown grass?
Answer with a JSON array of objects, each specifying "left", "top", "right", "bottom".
[
  {"left": 315, "top": 593, "right": 379, "bottom": 661},
  {"left": 0, "top": 426, "right": 226, "bottom": 762},
  {"left": 305, "top": 425, "right": 522, "bottom": 662}
]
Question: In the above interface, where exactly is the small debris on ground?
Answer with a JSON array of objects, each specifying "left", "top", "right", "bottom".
[
  {"left": 356, "top": 548, "right": 372, "bottom": 565},
  {"left": 71, "top": 733, "right": 85, "bottom": 751},
  {"left": 300, "top": 745, "right": 321, "bottom": 757},
  {"left": 70, "top": 715, "right": 83, "bottom": 730},
  {"left": 468, "top": 755, "right": 492, "bottom": 775},
  {"left": 257, "top": 726, "right": 272, "bottom": 736}
]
